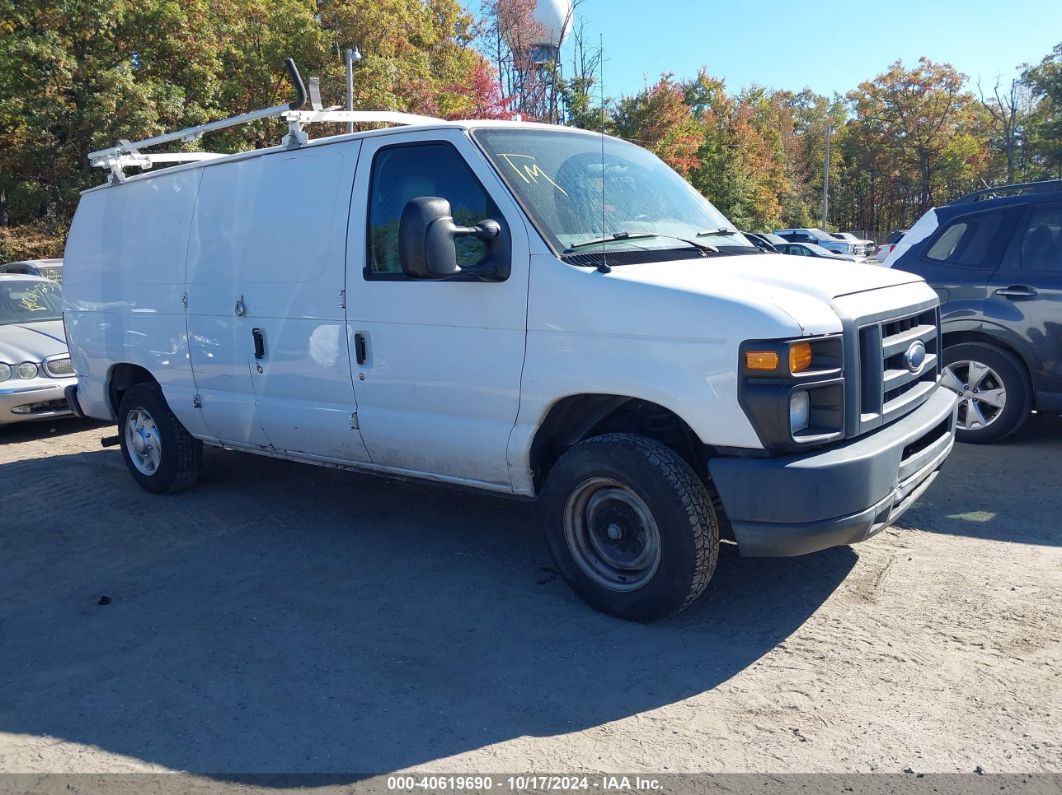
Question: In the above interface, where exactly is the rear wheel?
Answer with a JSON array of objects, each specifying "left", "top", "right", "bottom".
[
  {"left": 542, "top": 433, "right": 719, "bottom": 622},
  {"left": 941, "top": 342, "right": 1031, "bottom": 444},
  {"left": 117, "top": 383, "right": 203, "bottom": 494}
]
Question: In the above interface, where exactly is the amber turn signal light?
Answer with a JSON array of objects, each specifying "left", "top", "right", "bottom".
[
  {"left": 789, "top": 342, "right": 813, "bottom": 373},
  {"left": 745, "top": 351, "right": 780, "bottom": 371}
]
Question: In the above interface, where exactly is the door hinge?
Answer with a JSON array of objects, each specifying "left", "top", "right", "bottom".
[
  {"left": 350, "top": 411, "right": 359, "bottom": 430},
  {"left": 181, "top": 293, "right": 188, "bottom": 309},
  {"left": 193, "top": 394, "right": 202, "bottom": 409},
  {"left": 338, "top": 289, "right": 346, "bottom": 309}
]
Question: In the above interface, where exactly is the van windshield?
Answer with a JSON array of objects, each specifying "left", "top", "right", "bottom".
[
  {"left": 473, "top": 129, "right": 754, "bottom": 257},
  {"left": 0, "top": 280, "right": 64, "bottom": 325}
]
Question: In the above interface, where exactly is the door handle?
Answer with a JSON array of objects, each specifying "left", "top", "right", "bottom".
[
  {"left": 354, "top": 332, "right": 368, "bottom": 365},
  {"left": 995, "top": 285, "right": 1038, "bottom": 299},
  {"left": 252, "top": 328, "right": 265, "bottom": 359}
]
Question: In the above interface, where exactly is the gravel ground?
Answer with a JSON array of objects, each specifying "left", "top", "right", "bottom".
[{"left": 0, "top": 413, "right": 1059, "bottom": 776}]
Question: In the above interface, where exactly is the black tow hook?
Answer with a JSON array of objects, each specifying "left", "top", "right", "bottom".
[{"left": 100, "top": 435, "right": 121, "bottom": 448}]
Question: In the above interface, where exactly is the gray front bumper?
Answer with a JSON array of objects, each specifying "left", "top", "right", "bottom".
[
  {"left": 709, "top": 385, "right": 958, "bottom": 557},
  {"left": 0, "top": 379, "right": 76, "bottom": 423}
]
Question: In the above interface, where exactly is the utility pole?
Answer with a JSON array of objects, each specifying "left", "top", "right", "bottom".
[
  {"left": 345, "top": 47, "right": 361, "bottom": 134},
  {"left": 822, "top": 123, "right": 832, "bottom": 229}
]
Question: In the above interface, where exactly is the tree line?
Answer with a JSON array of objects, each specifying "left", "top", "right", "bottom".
[
  {"left": 1, "top": 0, "right": 1060, "bottom": 260},
  {"left": 585, "top": 48, "right": 1062, "bottom": 238}
]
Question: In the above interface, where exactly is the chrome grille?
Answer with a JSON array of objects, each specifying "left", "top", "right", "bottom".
[
  {"left": 857, "top": 306, "right": 940, "bottom": 433},
  {"left": 45, "top": 357, "right": 75, "bottom": 377}
]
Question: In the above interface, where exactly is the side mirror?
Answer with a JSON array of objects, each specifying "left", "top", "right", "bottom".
[{"left": 398, "top": 197, "right": 509, "bottom": 281}]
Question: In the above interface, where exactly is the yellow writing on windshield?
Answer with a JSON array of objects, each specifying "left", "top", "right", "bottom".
[
  {"left": 498, "top": 153, "right": 568, "bottom": 196},
  {"left": 18, "top": 285, "right": 55, "bottom": 312}
]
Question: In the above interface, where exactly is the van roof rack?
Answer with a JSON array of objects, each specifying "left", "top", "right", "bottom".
[
  {"left": 89, "top": 58, "right": 443, "bottom": 184},
  {"left": 953, "top": 179, "right": 1062, "bottom": 204}
]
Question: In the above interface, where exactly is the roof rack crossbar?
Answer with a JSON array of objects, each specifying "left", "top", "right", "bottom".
[
  {"left": 89, "top": 57, "right": 444, "bottom": 183},
  {"left": 954, "top": 179, "right": 1062, "bottom": 204}
]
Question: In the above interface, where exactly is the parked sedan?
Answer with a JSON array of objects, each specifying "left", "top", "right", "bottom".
[
  {"left": 0, "top": 275, "right": 77, "bottom": 424},
  {"left": 775, "top": 242, "right": 863, "bottom": 262},
  {"left": 0, "top": 258, "right": 64, "bottom": 283}
]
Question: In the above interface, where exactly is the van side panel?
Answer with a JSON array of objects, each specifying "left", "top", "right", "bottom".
[
  {"left": 63, "top": 171, "right": 209, "bottom": 436},
  {"left": 185, "top": 143, "right": 370, "bottom": 460}
]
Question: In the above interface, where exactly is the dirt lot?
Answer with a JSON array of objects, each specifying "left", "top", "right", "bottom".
[{"left": 0, "top": 414, "right": 1060, "bottom": 776}]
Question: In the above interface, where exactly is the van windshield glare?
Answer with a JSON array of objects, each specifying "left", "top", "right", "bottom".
[{"left": 473, "top": 129, "right": 754, "bottom": 257}]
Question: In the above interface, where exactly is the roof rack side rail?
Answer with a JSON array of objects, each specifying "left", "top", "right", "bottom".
[
  {"left": 89, "top": 57, "right": 444, "bottom": 183},
  {"left": 954, "top": 179, "right": 1062, "bottom": 204}
]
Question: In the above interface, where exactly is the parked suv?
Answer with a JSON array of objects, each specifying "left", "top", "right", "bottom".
[
  {"left": 774, "top": 228, "right": 856, "bottom": 256},
  {"left": 63, "top": 84, "right": 957, "bottom": 621},
  {"left": 887, "top": 180, "right": 1062, "bottom": 443}
]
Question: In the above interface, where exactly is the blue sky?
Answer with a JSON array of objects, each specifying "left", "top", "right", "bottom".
[{"left": 530, "top": 0, "right": 1062, "bottom": 98}]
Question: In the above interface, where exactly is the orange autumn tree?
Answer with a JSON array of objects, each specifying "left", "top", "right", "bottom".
[{"left": 612, "top": 76, "right": 701, "bottom": 177}]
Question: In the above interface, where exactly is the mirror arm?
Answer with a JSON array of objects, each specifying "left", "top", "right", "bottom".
[{"left": 448, "top": 219, "right": 502, "bottom": 279}]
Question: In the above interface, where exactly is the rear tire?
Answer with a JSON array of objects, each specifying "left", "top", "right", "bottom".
[
  {"left": 942, "top": 342, "right": 1031, "bottom": 444},
  {"left": 117, "top": 383, "right": 203, "bottom": 494},
  {"left": 542, "top": 433, "right": 719, "bottom": 622}
]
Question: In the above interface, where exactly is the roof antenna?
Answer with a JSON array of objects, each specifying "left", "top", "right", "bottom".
[
  {"left": 597, "top": 33, "right": 611, "bottom": 274},
  {"left": 284, "top": 58, "right": 309, "bottom": 110}
]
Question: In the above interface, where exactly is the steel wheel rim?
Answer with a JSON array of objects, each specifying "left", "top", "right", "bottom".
[
  {"left": 941, "top": 360, "right": 1007, "bottom": 431},
  {"left": 125, "top": 408, "right": 162, "bottom": 476},
  {"left": 563, "top": 477, "right": 661, "bottom": 592}
]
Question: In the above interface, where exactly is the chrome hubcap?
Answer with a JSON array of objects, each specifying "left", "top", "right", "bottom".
[
  {"left": 563, "top": 477, "right": 661, "bottom": 592},
  {"left": 941, "top": 360, "right": 1007, "bottom": 431},
  {"left": 125, "top": 408, "right": 162, "bottom": 475}
]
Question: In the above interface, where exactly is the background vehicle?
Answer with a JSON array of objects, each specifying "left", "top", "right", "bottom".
[
  {"left": 875, "top": 230, "right": 907, "bottom": 262},
  {"left": 0, "top": 258, "right": 64, "bottom": 283},
  {"left": 774, "top": 228, "right": 856, "bottom": 256},
  {"left": 888, "top": 179, "right": 1062, "bottom": 443},
  {"left": 831, "top": 232, "right": 875, "bottom": 256},
  {"left": 0, "top": 275, "right": 76, "bottom": 424},
  {"left": 743, "top": 231, "right": 781, "bottom": 252},
  {"left": 775, "top": 241, "right": 863, "bottom": 262},
  {"left": 62, "top": 64, "right": 957, "bottom": 622}
]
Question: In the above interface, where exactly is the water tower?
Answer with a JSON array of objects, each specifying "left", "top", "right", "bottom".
[
  {"left": 501, "top": 0, "right": 574, "bottom": 123},
  {"left": 527, "top": 0, "right": 574, "bottom": 65}
]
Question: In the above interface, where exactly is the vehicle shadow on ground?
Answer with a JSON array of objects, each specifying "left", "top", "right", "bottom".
[
  {"left": 0, "top": 445, "right": 855, "bottom": 777},
  {"left": 897, "top": 412, "right": 1062, "bottom": 546},
  {"left": 0, "top": 417, "right": 108, "bottom": 445}
]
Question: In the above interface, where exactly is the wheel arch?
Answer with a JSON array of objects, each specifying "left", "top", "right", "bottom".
[
  {"left": 941, "top": 325, "right": 1034, "bottom": 388},
  {"left": 107, "top": 363, "right": 159, "bottom": 416},
  {"left": 529, "top": 393, "right": 709, "bottom": 494}
]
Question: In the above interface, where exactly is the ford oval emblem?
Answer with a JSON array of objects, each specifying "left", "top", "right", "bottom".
[{"left": 903, "top": 340, "right": 927, "bottom": 373}]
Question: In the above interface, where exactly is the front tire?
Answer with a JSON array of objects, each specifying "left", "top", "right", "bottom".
[
  {"left": 117, "top": 383, "right": 203, "bottom": 494},
  {"left": 542, "top": 433, "right": 719, "bottom": 622},
  {"left": 941, "top": 342, "right": 1031, "bottom": 444}
]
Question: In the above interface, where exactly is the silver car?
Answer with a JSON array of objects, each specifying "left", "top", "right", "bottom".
[
  {"left": 0, "top": 275, "right": 77, "bottom": 423},
  {"left": 0, "top": 258, "right": 64, "bottom": 283}
]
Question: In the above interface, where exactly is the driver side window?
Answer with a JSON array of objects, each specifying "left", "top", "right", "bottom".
[{"left": 366, "top": 142, "right": 500, "bottom": 278}]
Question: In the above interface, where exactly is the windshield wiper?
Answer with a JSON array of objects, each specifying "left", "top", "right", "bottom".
[
  {"left": 566, "top": 232, "right": 718, "bottom": 256},
  {"left": 566, "top": 232, "right": 657, "bottom": 251}
]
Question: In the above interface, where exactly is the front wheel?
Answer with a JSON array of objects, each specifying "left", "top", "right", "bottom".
[
  {"left": 941, "top": 342, "right": 1031, "bottom": 444},
  {"left": 542, "top": 433, "right": 719, "bottom": 622},
  {"left": 117, "top": 383, "right": 203, "bottom": 494}
]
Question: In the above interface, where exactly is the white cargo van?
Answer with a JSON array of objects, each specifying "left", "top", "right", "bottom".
[{"left": 63, "top": 67, "right": 958, "bottom": 621}]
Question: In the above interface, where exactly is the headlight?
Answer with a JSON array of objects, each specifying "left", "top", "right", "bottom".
[
  {"left": 740, "top": 335, "right": 846, "bottom": 450},
  {"left": 790, "top": 391, "right": 810, "bottom": 433},
  {"left": 16, "top": 362, "right": 39, "bottom": 379},
  {"left": 0, "top": 363, "right": 11, "bottom": 381}
]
